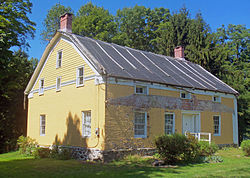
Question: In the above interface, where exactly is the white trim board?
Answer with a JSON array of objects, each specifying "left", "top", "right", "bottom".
[{"left": 107, "top": 77, "right": 236, "bottom": 99}]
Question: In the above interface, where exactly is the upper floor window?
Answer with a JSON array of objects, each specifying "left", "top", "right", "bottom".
[
  {"left": 134, "top": 111, "right": 147, "bottom": 138},
  {"left": 56, "top": 50, "right": 62, "bottom": 68},
  {"left": 213, "top": 115, "right": 221, "bottom": 136},
  {"left": 39, "top": 79, "right": 44, "bottom": 95},
  {"left": 82, "top": 111, "right": 91, "bottom": 137},
  {"left": 180, "top": 91, "right": 191, "bottom": 99},
  {"left": 76, "top": 66, "right": 84, "bottom": 87},
  {"left": 40, "top": 115, "right": 46, "bottom": 136},
  {"left": 165, "top": 113, "right": 175, "bottom": 135},
  {"left": 213, "top": 95, "right": 221, "bottom": 102},
  {"left": 56, "top": 77, "right": 61, "bottom": 91},
  {"left": 135, "top": 85, "right": 148, "bottom": 94}
]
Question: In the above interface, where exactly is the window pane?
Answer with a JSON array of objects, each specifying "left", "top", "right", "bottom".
[
  {"left": 134, "top": 112, "right": 146, "bottom": 137},
  {"left": 165, "top": 114, "right": 174, "bottom": 134},
  {"left": 82, "top": 111, "right": 91, "bottom": 137}
]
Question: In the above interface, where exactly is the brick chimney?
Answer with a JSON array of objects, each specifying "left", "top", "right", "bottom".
[
  {"left": 174, "top": 46, "right": 184, "bottom": 58},
  {"left": 60, "top": 13, "right": 73, "bottom": 33}
]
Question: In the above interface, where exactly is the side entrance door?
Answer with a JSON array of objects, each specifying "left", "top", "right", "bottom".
[{"left": 182, "top": 113, "right": 200, "bottom": 134}]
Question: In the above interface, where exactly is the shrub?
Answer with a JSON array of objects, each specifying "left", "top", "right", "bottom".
[
  {"left": 17, "top": 136, "right": 37, "bottom": 156},
  {"left": 33, "top": 147, "right": 51, "bottom": 159},
  {"left": 241, "top": 140, "right": 250, "bottom": 156},
  {"left": 154, "top": 134, "right": 200, "bottom": 164},
  {"left": 198, "top": 141, "right": 219, "bottom": 156},
  {"left": 203, "top": 155, "right": 223, "bottom": 163},
  {"left": 50, "top": 145, "right": 72, "bottom": 160}
]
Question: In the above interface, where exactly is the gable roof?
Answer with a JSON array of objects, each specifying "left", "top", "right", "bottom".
[{"left": 25, "top": 31, "right": 238, "bottom": 95}]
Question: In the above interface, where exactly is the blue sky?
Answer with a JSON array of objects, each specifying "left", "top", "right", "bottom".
[{"left": 26, "top": 0, "right": 250, "bottom": 60}]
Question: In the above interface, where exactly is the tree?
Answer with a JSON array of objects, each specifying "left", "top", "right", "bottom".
[
  {"left": 0, "top": 0, "right": 36, "bottom": 153},
  {"left": 41, "top": 3, "right": 72, "bottom": 42},
  {"left": 72, "top": 2, "right": 116, "bottom": 42}
]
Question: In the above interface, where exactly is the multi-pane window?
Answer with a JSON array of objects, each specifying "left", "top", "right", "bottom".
[
  {"left": 135, "top": 85, "right": 147, "bottom": 94},
  {"left": 213, "top": 116, "right": 221, "bottom": 136},
  {"left": 165, "top": 113, "right": 175, "bottom": 134},
  {"left": 40, "top": 115, "right": 46, "bottom": 136},
  {"left": 76, "top": 66, "right": 84, "bottom": 87},
  {"left": 57, "top": 51, "right": 62, "bottom": 68},
  {"left": 39, "top": 79, "right": 44, "bottom": 95},
  {"left": 82, "top": 111, "right": 91, "bottom": 137},
  {"left": 180, "top": 92, "right": 191, "bottom": 99},
  {"left": 213, "top": 96, "right": 221, "bottom": 102},
  {"left": 56, "top": 77, "right": 61, "bottom": 91},
  {"left": 134, "top": 112, "right": 147, "bottom": 138}
]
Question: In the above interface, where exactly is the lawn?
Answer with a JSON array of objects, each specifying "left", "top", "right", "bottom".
[{"left": 0, "top": 148, "right": 249, "bottom": 178}]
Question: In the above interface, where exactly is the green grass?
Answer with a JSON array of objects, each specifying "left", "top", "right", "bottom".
[{"left": 0, "top": 148, "right": 249, "bottom": 178}]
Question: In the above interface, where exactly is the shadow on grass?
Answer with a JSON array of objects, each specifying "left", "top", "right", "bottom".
[{"left": 0, "top": 157, "right": 183, "bottom": 178}]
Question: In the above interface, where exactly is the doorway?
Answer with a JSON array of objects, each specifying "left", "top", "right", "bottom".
[{"left": 182, "top": 113, "right": 200, "bottom": 134}]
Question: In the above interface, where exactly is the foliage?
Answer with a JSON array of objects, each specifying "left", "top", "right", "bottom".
[
  {"left": 198, "top": 141, "right": 219, "bottom": 156},
  {"left": 17, "top": 136, "right": 37, "bottom": 156},
  {"left": 241, "top": 139, "right": 250, "bottom": 156},
  {"left": 154, "top": 134, "right": 200, "bottom": 164},
  {"left": 32, "top": 147, "right": 51, "bottom": 159},
  {"left": 0, "top": 50, "right": 37, "bottom": 153},
  {"left": 41, "top": 3, "right": 72, "bottom": 42},
  {"left": 50, "top": 145, "right": 72, "bottom": 160},
  {"left": 73, "top": 2, "right": 116, "bottom": 42},
  {"left": 203, "top": 155, "right": 223, "bottom": 163}
]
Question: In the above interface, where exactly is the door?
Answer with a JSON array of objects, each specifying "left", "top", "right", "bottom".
[
  {"left": 182, "top": 114, "right": 194, "bottom": 134},
  {"left": 182, "top": 113, "right": 200, "bottom": 134}
]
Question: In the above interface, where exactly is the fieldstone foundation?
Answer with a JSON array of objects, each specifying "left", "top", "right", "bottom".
[{"left": 54, "top": 145, "right": 156, "bottom": 162}]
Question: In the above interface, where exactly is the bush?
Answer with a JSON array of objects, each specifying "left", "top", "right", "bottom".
[
  {"left": 203, "top": 155, "right": 223, "bottom": 163},
  {"left": 33, "top": 147, "right": 51, "bottom": 159},
  {"left": 50, "top": 145, "right": 72, "bottom": 160},
  {"left": 17, "top": 136, "right": 37, "bottom": 156},
  {"left": 241, "top": 140, "right": 250, "bottom": 156},
  {"left": 198, "top": 141, "right": 219, "bottom": 156},
  {"left": 154, "top": 134, "right": 200, "bottom": 164}
]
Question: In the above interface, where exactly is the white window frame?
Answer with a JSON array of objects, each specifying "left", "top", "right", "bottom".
[
  {"left": 135, "top": 85, "right": 148, "bottom": 95},
  {"left": 40, "top": 115, "right": 46, "bottom": 136},
  {"left": 56, "top": 50, "right": 63, "bottom": 68},
  {"left": 180, "top": 91, "right": 191, "bottom": 99},
  {"left": 134, "top": 111, "right": 147, "bottom": 138},
  {"left": 39, "top": 78, "right": 44, "bottom": 95},
  {"left": 213, "top": 95, "right": 221, "bottom": 103},
  {"left": 213, "top": 115, "right": 221, "bottom": 136},
  {"left": 165, "top": 112, "right": 175, "bottom": 135},
  {"left": 82, "top": 111, "right": 91, "bottom": 137},
  {"left": 56, "top": 76, "right": 61, "bottom": 91},
  {"left": 76, "top": 66, "right": 84, "bottom": 87}
]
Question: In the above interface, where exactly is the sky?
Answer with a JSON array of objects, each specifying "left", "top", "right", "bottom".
[{"left": 26, "top": 0, "right": 250, "bottom": 60}]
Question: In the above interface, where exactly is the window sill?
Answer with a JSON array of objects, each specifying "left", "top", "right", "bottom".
[
  {"left": 214, "top": 134, "right": 221, "bottom": 136},
  {"left": 76, "top": 84, "right": 84, "bottom": 88},
  {"left": 39, "top": 93, "right": 44, "bottom": 96},
  {"left": 134, "top": 135, "right": 147, "bottom": 138},
  {"left": 56, "top": 89, "right": 61, "bottom": 92},
  {"left": 40, "top": 134, "right": 45, "bottom": 136}
]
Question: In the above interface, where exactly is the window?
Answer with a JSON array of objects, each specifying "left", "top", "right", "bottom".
[
  {"left": 82, "top": 111, "right": 91, "bottom": 137},
  {"left": 40, "top": 115, "right": 46, "bottom": 136},
  {"left": 213, "top": 96, "right": 221, "bottom": 102},
  {"left": 213, "top": 115, "right": 221, "bottom": 136},
  {"left": 165, "top": 113, "right": 175, "bottom": 134},
  {"left": 39, "top": 79, "right": 44, "bottom": 95},
  {"left": 56, "top": 51, "right": 62, "bottom": 68},
  {"left": 134, "top": 111, "right": 147, "bottom": 138},
  {"left": 56, "top": 77, "right": 61, "bottom": 91},
  {"left": 180, "top": 92, "right": 191, "bottom": 99},
  {"left": 76, "top": 66, "right": 84, "bottom": 87},
  {"left": 135, "top": 85, "right": 147, "bottom": 94}
]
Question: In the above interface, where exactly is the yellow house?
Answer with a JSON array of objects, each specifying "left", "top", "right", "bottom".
[{"left": 25, "top": 13, "right": 238, "bottom": 160}]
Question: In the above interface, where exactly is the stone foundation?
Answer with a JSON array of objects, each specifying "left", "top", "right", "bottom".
[{"left": 54, "top": 145, "right": 156, "bottom": 162}]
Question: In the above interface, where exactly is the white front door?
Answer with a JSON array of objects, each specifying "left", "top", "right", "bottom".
[{"left": 182, "top": 114, "right": 200, "bottom": 134}]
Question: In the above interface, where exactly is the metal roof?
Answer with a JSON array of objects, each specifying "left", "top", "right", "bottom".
[{"left": 69, "top": 33, "right": 238, "bottom": 95}]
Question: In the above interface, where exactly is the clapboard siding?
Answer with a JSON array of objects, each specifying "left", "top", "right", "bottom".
[{"left": 33, "top": 39, "right": 95, "bottom": 90}]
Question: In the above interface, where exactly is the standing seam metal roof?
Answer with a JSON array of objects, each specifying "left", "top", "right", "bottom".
[{"left": 68, "top": 33, "right": 238, "bottom": 95}]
